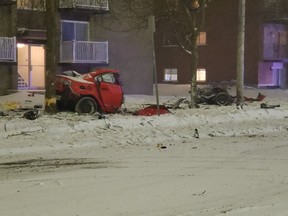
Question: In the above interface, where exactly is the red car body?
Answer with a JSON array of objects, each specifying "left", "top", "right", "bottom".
[{"left": 55, "top": 69, "right": 124, "bottom": 114}]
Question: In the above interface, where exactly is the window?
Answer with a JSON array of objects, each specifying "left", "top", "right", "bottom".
[
  {"left": 96, "top": 73, "right": 117, "bottom": 84},
  {"left": 197, "top": 68, "right": 206, "bottom": 82},
  {"left": 61, "top": 20, "right": 89, "bottom": 41},
  {"left": 164, "top": 69, "right": 178, "bottom": 81},
  {"left": 102, "top": 73, "right": 115, "bottom": 84},
  {"left": 197, "top": 32, "right": 207, "bottom": 45}
]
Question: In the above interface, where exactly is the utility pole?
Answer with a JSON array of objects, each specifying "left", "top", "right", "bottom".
[
  {"left": 149, "top": 15, "right": 160, "bottom": 116},
  {"left": 45, "top": 0, "right": 59, "bottom": 114},
  {"left": 236, "top": 0, "right": 245, "bottom": 104}
]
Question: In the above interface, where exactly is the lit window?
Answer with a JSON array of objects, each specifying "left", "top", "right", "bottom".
[
  {"left": 197, "top": 32, "right": 207, "bottom": 45},
  {"left": 197, "top": 68, "right": 206, "bottom": 82},
  {"left": 164, "top": 68, "right": 178, "bottom": 81}
]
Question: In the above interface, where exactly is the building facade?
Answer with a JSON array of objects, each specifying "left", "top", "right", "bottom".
[
  {"left": 155, "top": 0, "right": 288, "bottom": 89},
  {"left": 0, "top": 0, "right": 154, "bottom": 95},
  {"left": 2, "top": 0, "right": 288, "bottom": 97}
]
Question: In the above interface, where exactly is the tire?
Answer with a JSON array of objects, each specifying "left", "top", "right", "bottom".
[
  {"left": 75, "top": 97, "right": 98, "bottom": 114},
  {"left": 214, "top": 92, "right": 230, "bottom": 106}
]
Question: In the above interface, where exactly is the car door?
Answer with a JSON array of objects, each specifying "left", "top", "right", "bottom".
[{"left": 96, "top": 73, "right": 123, "bottom": 112}]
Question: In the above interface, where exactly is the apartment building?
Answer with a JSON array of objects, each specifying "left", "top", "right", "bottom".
[
  {"left": 155, "top": 0, "right": 288, "bottom": 89},
  {"left": 0, "top": 0, "right": 154, "bottom": 95}
]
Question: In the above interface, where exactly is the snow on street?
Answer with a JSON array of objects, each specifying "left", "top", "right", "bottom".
[{"left": 0, "top": 87, "right": 288, "bottom": 216}]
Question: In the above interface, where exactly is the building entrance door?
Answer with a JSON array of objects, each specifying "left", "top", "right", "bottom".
[
  {"left": 258, "top": 62, "right": 283, "bottom": 88},
  {"left": 17, "top": 44, "right": 45, "bottom": 89}
]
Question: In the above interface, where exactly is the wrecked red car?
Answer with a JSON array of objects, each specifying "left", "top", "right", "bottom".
[{"left": 55, "top": 69, "right": 124, "bottom": 114}]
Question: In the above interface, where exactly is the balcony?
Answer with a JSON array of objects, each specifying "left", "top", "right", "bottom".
[
  {"left": 263, "top": 43, "right": 288, "bottom": 61},
  {"left": 0, "top": 37, "right": 16, "bottom": 62},
  {"left": 60, "top": 40, "right": 108, "bottom": 64},
  {"left": 60, "top": 0, "right": 109, "bottom": 11}
]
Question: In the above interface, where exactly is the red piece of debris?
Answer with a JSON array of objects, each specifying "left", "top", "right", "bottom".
[
  {"left": 134, "top": 105, "right": 171, "bottom": 116},
  {"left": 244, "top": 92, "right": 265, "bottom": 102}
]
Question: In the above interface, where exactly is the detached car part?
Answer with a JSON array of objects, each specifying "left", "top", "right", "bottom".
[{"left": 197, "top": 87, "right": 233, "bottom": 106}]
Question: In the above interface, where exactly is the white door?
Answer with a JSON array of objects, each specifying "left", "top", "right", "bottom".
[
  {"left": 17, "top": 44, "right": 45, "bottom": 89},
  {"left": 30, "top": 45, "right": 45, "bottom": 88}
]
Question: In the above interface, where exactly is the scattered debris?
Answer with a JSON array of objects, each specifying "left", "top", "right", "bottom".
[
  {"left": 193, "top": 190, "right": 206, "bottom": 196},
  {"left": 23, "top": 109, "right": 39, "bottom": 120},
  {"left": 194, "top": 128, "right": 199, "bottom": 138},
  {"left": 164, "top": 97, "right": 187, "bottom": 109},
  {"left": 220, "top": 208, "right": 233, "bottom": 214},
  {"left": 103, "top": 118, "right": 111, "bottom": 129},
  {"left": 2, "top": 101, "right": 20, "bottom": 110},
  {"left": 0, "top": 111, "right": 8, "bottom": 116},
  {"left": 34, "top": 105, "right": 43, "bottom": 109},
  {"left": 98, "top": 113, "right": 107, "bottom": 119},
  {"left": 244, "top": 92, "right": 265, "bottom": 102},
  {"left": 7, "top": 129, "right": 44, "bottom": 138},
  {"left": 157, "top": 143, "right": 167, "bottom": 149},
  {"left": 134, "top": 97, "right": 189, "bottom": 116},
  {"left": 260, "top": 103, "right": 280, "bottom": 109},
  {"left": 134, "top": 105, "right": 171, "bottom": 116},
  {"left": 208, "top": 133, "right": 216, "bottom": 137},
  {"left": 236, "top": 102, "right": 245, "bottom": 109}
]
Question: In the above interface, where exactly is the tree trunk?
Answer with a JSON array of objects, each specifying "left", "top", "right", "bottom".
[
  {"left": 236, "top": 0, "right": 245, "bottom": 104},
  {"left": 189, "top": 34, "right": 199, "bottom": 108},
  {"left": 45, "top": 0, "right": 59, "bottom": 114}
]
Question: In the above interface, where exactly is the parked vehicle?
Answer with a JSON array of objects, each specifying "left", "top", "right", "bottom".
[{"left": 55, "top": 69, "right": 124, "bottom": 114}]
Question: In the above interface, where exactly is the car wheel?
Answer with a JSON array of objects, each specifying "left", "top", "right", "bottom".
[
  {"left": 214, "top": 92, "right": 230, "bottom": 106},
  {"left": 75, "top": 97, "right": 97, "bottom": 114}
]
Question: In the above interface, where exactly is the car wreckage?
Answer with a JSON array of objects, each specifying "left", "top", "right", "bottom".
[
  {"left": 55, "top": 69, "right": 124, "bottom": 114},
  {"left": 197, "top": 86, "right": 234, "bottom": 106}
]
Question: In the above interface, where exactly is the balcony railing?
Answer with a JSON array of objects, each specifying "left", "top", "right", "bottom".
[
  {"left": 60, "top": 40, "right": 108, "bottom": 64},
  {"left": 17, "top": 0, "right": 45, "bottom": 10},
  {"left": 0, "top": 37, "right": 16, "bottom": 62},
  {"left": 263, "top": 43, "right": 288, "bottom": 60},
  {"left": 60, "top": 0, "right": 109, "bottom": 10},
  {"left": 16, "top": 0, "right": 108, "bottom": 10}
]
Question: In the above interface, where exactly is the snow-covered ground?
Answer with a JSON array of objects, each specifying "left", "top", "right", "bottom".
[{"left": 0, "top": 85, "right": 288, "bottom": 216}]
